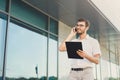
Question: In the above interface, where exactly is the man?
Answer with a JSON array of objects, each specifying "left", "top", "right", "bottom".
[{"left": 59, "top": 18, "right": 101, "bottom": 80}]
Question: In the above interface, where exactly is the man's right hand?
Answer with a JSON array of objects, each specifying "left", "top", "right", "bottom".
[
  {"left": 59, "top": 27, "right": 77, "bottom": 52},
  {"left": 69, "top": 27, "right": 77, "bottom": 37}
]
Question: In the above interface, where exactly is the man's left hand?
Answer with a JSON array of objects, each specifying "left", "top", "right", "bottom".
[{"left": 76, "top": 49, "right": 87, "bottom": 58}]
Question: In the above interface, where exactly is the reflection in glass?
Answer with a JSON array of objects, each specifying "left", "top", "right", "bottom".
[
  {"left": 10, "top": 0, "right": 48, "bottom": 30},
  {"left": 0, "top": 0, "right": 6, "bottom": 11},
  {"left": 48, "top": 35, "right": 58, "bottom": 80},
  {"left": 101, "top": 59, "right": 110, "bottom": 80},
  {"left": 6, "top": 22, "right": 47, "bottom": 80},
  {"left": 0, "top": 16, "right": 7, "bottom": 79},
  {"left": 96, "top": 63, "right": 101, "bottom": 80},
  {"left": 110, "top": 62, "right": 118, "bottom": 79},
  {"left": 93, "top": 65, "right": 97, "bottom": 80},
  {"left": 50, "top": 18, "right": 58, "bottom": 35}
]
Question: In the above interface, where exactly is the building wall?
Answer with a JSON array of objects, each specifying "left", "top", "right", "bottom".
[{"left": 58, "top": 21, "right": 72, "bottom": 80}]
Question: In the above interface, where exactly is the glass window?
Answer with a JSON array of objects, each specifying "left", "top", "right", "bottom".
[
  {"left": 96, "top": 63, "right": 101, "bottom": 80},
  {"left": 101, "top": 46, "right": 109, "bottom": 61},
  {"left": 10, "top": 0, "right": 48, "bottom": 30},
  {"left": 93, "top": 65, "right": 97, "bottom": 80},
  {"left": 0, "top": 0, "right": 6, "bottom": 11},
  {"left": 110, "top": 52, "right": 116, "bottom": 64},
  {"left": 109, "top": 38, "right": 115, "bottom": 54},
  {"left": 50, "top": 18, "right": 58, "bottom": 35},
  {"left": 110, "top": 62, "right": 118, "bottom": 79},
  {"left": 48, "top": 35, "right": 58, "bottom": 80},
  {"left": 110, "top": 53, "right": 118, "bottom": 79},
  {"left": 0, "top": 13, "right": 7, "bottom": 79},
  {"left": 101, "top": 59, "right": 110, "bottom": 80},
  {"left": 6, "top": 21, "right": 47, "bottom": 80}
]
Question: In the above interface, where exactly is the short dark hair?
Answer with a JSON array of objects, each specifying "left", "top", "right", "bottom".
[{"left": 78, "top": 18, "right": 90, "bottom": 27}]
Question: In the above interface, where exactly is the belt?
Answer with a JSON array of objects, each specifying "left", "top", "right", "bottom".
[{"left": 71, "top": 68, "right": 83, "bottom": 71}]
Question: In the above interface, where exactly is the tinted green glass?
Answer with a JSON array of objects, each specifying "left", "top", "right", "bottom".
[
  {"left": 50, "top": 35, "right": 58, "bottom": 41},
  {"left": 50, "top": 18, "right": 58, "bottom": 35},
  {"left": 0, "top": 0, "right": 6, "bottom": 11},
  {"left": 10, "top": 0, "right": 48, "bottom": 30}
]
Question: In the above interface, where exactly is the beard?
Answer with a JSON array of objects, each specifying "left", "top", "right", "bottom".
[{"left": 77, "top": 30, "right": 85, "bottom": 35}]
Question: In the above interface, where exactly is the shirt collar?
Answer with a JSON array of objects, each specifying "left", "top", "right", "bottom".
[
  {"left": 77, "top": 34, "right": 90, "bottom": 40},
  {"left": 85, "top": 34, "right": 90, "bottom": 39}
]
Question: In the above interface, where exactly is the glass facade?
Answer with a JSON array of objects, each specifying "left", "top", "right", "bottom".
[
  {"left": 101, "top": 59, "right": 111, "bottom": 80},
  {"left": 6, "top": 22, "right": 48, "bottom": 79},
  {"left": 50, "top": 18, "right": 58, "bottom": 35},
  {"left": 0, "top": 0, "right": 58, "bottom": 80},
  {"left": 0, "top": 0, "right": 7, "bottom": 11},
  {"left": 0, "top": 0, "right": 120, "bottom": 80},
  {"left": 10, "top": 0, "right": 48, "bottom": 30},
  {"left": 0, "top": 13, "right": 7, "bottom": 80},
  {"left": 48, "top": 35, "right": 58, "bottom": 80}
]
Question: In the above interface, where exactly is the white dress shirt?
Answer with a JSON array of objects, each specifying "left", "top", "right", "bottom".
[{"left": 70, "top": 35, "right": 101, "bottom": 68}]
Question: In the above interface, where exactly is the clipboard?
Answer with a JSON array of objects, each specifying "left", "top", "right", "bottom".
[{"left": 65, "top": 42, "right": 83, "bottom": 59}]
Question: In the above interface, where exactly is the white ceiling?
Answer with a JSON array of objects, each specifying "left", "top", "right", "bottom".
[{"left": 90, "top": 0, "right": 120, "bottom": 32}]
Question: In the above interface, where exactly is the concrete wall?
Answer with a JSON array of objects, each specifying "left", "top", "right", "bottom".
[{"left": 58, "top": 21, "right": 73, "bottom": 80}]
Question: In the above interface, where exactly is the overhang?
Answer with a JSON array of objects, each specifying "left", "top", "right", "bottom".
[{"left": 22, "top": 0, "right": 120, "bottom": 57}]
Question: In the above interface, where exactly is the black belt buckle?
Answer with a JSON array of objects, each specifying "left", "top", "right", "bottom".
[{"left": 71, "top": 68, "right": 83, "bottom": 71}]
